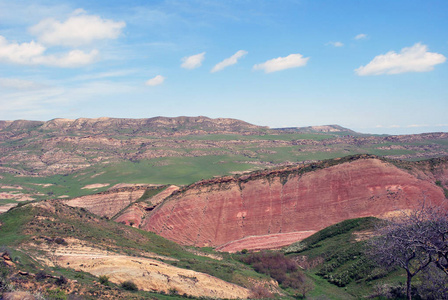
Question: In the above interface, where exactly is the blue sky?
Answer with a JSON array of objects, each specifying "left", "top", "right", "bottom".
[{"left": 0, "top": 0, "right": 447, "bottom": 134}]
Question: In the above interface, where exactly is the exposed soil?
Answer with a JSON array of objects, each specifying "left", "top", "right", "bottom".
[
  {"left": 216, "top": 231, "right": 317, "bottom": 253},
  {"left": 25, "top": 238, "right": 250, "bottom": 299},
  {"left": 145, "top": 157, "right": 448, "bottom": 251},
  {"left": 81, "top": 183, "right": 110, "bottom": 189}
]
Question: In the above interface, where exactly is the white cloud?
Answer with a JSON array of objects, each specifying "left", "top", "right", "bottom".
[
  {"left": 181, "top": 52, "right": 205, "bottom": 69},
  {"left": 327, "top": 41, "right": 344, "bottom": 47},
  {"left": 0, "top": 78, "right": 46, "bottom": 90},
  {"left": 354, "top": 33, "right": 367, "bottom": 40},
  {"left": 253, "top": 53, "right": 310, "bottom": 73},
  {"left": 29, "top": 11, "right": 125, "bottom": 47},
  {"left": 355, "top": 43, "right": 446, "bottom": 76},
  {"left": 0, "top": 35, "right": 98, "bottom": 67},
  {"left": 145, "top": 75, "right": 165, "bottom": 86},
  {"left": 211, "top": 50, "right": 248, "bottom": 73},
  {"left": 0, "top": 36, "right": 45, "bottom": 63}
]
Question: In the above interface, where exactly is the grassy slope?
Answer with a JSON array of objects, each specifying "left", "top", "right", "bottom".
[
  {"left": 284, "top": 217, "right": 405, "bottom": 299},
  {"left": 0, "top": 202, "right": 427, "bottom": 299},
  {"left": 0, "top": 202, "right": 271, "bottom": 299}
]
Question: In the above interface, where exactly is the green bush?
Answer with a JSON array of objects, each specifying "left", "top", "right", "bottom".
[
  {"left": 36, "top": 270, "right": 47, "bottom": 281},
  {"left": 99, "top": 275, "right": 109, "bottom": 286},
  {"left": 55, "top": 275, "right": 67, "bottom": 286},
  {"left": 120, "top": 280, "right": 138, "bottom": 291}
]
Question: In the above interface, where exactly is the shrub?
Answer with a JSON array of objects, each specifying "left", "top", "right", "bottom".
[
  {"left": 55, "top": 275, "right": 67, "bottom": 286},
  {"left": 120, "top": 280, "right": 138, "bottom": 291},
  {"left": 36, "top": 270, "right": 48, "bottom": 281},
  {"left": 249, "top": 285, "right": 274, "bottom": 299},
  {"left": 54, "top": 238, "right": 68, "bottom": 246},
  {"left": 99, "top": 275, "right": 109, "bottom": 286},
  {"left": 239, "top": 251, "right": 309, "bottom": 290},
  {"left": 169, "top": 288, "right": 179, "bottom": 295}
]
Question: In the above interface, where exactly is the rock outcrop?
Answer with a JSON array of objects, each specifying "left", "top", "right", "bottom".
[
  {"left": 65, "top": 186, "right": 148, "bottom": 218},
  {"left": 143, "top": 155, "right": 448, "bottom": 251},
  {"left": 114, "top": 185, "right": 179, "bottom": 227}
]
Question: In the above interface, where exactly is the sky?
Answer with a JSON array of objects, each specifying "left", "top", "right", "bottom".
[{"left": 0, "top": 0, "right": 447, "bottom": 134}]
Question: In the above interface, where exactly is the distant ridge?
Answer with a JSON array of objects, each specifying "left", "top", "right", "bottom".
[
  {"left": 273, "top": 124, "right": 357, "bottom": 134},
  {"left": 0, "top": 116, "right": 269, "bottom": 136},
  {"left": 0, "top": 117, "right": 365, "bottom": 135}
]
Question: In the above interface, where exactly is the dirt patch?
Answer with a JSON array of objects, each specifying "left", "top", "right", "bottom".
[
  {"left": 32, "top": 183, "right": 54, "bottom": 187},
  {"left": 216, "top": 231, "right": 316, "bottom": 253},
  {"left": 352, "top": 230, "right": 376, "bottom": 242},
  {"left": 62, "top": 255, "right": 249, "bottom": 298},
  {"left": 90, "top": 171, "right": 105, "bottom": 179},
  {"left": 0, "top": 192, "right": 34, "bottom": 201},
  {"left": 1, "top": 185, "right": 23, "bottom": 190},
  {"left": 0, "top": 192, "right": 21, "bottom": 199},
  {"left": 25, "top": 238, "right": 250, "bottom": 299},
  {"left": 81, "top": 183, "right": 110, "bottom": 189},
  {"left": 0, "top": 203, "right": 17, "bottom": 214},
  {"left": 109, "top": 183, "right": 158, "bottom": 190}
]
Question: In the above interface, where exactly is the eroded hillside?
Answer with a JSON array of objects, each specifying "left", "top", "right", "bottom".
[
  {"left": 0, "top": 200, "right": 278, "bottom": 299},
  {"left": 143, "top": 155, "right": 448, "bottom": 252}
]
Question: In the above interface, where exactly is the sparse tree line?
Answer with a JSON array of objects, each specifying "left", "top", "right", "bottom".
[{"left": 368, "top": 200, "right": 448, "bottom": 300}]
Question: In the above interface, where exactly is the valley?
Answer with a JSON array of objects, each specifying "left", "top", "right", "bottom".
[
  {"left": 1, "top": 116, "right": 448, "bottom": 299},
  {"left": 1, "top": 117, "right": 447, "bottom": 211}
]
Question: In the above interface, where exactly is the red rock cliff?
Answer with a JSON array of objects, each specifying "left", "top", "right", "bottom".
[{"left": 142, "top": 157, "right": 447, "bottom": 250}]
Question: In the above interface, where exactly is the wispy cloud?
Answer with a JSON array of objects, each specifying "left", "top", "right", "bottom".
[
  {"left": 0, "top": 80, "right": 139, "bottom": 120},
  {"left": 354, "top": 33, "right": 367, "bottom": 40},
  {"left": 29, "top": 9, "right": 126, "bottom": 47},
  {"left": 145, "top": 75, "right": 165, "bottom": 86},
  {"left": 0, "top": 85, "right": 67, "bottom": 118},
  {"left": 375, "top": 124, "right": 448, "bottom": 129},
  {"left": 253, "top": 53, "right": 309, "bottom": 73},
  {"left": 71, "top": 70, "right": 138, "bottom": 82},
  {"left": 0, "top": 35, "right": 98, "bottom": 67},
  {"left": 0, "top": 77, "right": 47, "bottom": 90},
  {"left": 211, "top": 50, "right": 247, "bottom": 73},
  {"left": 355, "top": 43, "right": 446, "bottom": 76},
  {"left": 326, "top": 41, "right": 344, "bottom": 47},
  {"left": 181, "top": 52, "right": 205, "bottom": 69}
]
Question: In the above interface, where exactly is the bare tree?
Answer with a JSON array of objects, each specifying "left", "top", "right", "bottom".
[
  {"left": 417, "top": 264, "right": 448, "bottom": 300},
  {"left": 367, "top": 201, "right": 448, "bottom": 300},
  {"left": 296, "top": 278, "right": 314, "bottom": 299}
]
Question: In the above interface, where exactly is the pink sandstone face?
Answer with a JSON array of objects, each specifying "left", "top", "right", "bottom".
[{"left": 143, "top": 158, "right": 447, "bottom": 251}]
